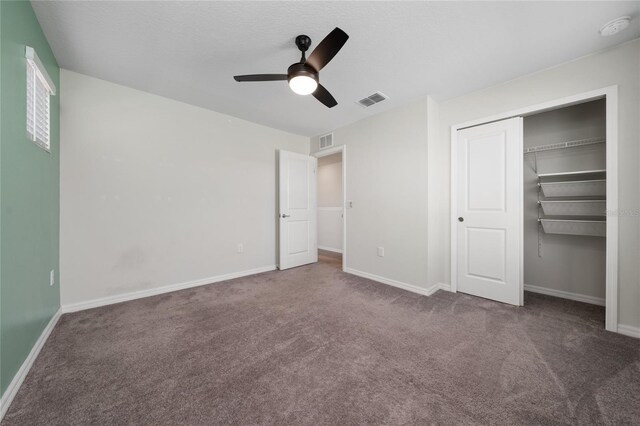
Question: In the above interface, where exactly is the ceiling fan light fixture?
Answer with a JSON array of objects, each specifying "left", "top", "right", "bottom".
[{"left": 289, "top": 75, "right": 318, "bottom": 96}]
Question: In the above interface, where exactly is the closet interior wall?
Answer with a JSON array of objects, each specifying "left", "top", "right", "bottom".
[{"left": 523, "top": 99, "right": 606, "bottom": 302}]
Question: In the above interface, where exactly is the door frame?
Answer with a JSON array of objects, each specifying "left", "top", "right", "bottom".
[
  {"left": 450, "top": 85, "right": 619, "bottom": 332},
  {"left": 314, "top": 145, "right": 347, "bottom": 271}
]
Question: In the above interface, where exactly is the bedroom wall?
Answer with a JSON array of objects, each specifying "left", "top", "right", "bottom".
[
  {"left": 317, "top": 153, "right": 343, "bottom": 252},
  {"left": 310, "top": 98, "right": 431, "bottom": 293},
  {"left": 436, "top": 39, "right": 640, "bottom": 329},
  {"left": 60, "top": 70, "right": 309, "bottom": 308},
  {"left": 0, "top": 0, "right": 60, "bottom": 396}
]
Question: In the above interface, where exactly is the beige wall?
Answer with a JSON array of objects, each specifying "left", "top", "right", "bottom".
[
  {"left": 311, "top": 98, "right": 431, "bottom": 291},
  {"left": 317, "top": 153, "right": 343, "bottom": 207},
  {"left": 317, "top": 153, "right": 343, "bottom": 252},
  {"left": 436, "top": 39, "right": 640, "bottom": 328},
  {"left": 60, "top": 70, "right": 309, "bottom": 306}
]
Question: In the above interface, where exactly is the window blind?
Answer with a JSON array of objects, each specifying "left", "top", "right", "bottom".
[{"left": 25, "top": 46, "right": 55, "bottom": 151}]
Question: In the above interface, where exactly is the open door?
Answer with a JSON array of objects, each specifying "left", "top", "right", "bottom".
[
  {"left": 279, "top": 150, "right": 318, "bottom": 270},
  {"left": 456, "top": 117, "right": 523, "bottom": 305}
]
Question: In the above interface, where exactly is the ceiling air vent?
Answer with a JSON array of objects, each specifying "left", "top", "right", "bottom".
[
  {"left": 319, "top": 133, "right": 334, "bottom": 150},
  {"left": 356, "top": 92, "right": 388, "bottom": 108}
]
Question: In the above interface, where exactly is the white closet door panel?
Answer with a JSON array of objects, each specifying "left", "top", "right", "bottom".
[{"left": 456, "top": 117, "right": 523, "bottom": 305}]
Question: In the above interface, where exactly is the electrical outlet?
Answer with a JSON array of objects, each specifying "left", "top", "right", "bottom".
[
  {"left": 50, "top": 269, "right": 55, "bottom": 286},
  {"left": 377, "top": 247, "right": 384, "bottom": 257},
  {"left": 237, "top": 243, "right": 244, "bottom": 254}
]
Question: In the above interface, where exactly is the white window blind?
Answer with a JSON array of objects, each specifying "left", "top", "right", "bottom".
[{"left": 25, "top": 46, "right": 55, "bottom": 151}]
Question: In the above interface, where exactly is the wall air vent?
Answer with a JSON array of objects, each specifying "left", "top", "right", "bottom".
[
  {"left": 319, "top": 133, "right": 334, "bottom": 150},
  {"left": 356, "top": 92, "right": 388, "bottom": 108}
]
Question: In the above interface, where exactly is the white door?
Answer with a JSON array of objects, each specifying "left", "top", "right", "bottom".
[
  {"left": 279, "top": 150, "right": 318, "bottom": 270},
  {"left": 456, "top": 117, "right": 523, "bottom": 305}
]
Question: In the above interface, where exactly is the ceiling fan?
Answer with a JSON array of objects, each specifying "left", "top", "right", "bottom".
[{"left": 233, "top": 27, "right": 349, "bottom": 108}]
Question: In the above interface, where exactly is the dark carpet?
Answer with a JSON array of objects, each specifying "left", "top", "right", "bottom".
[{"left": 3, "top": 255, "right": 639, "bottom": 425}]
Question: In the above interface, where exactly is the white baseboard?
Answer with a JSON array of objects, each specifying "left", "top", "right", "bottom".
[
  {"left": 318, "top": 246, "right": 343, "bottom": 254},
  {"left": 344, "top": 268, "right": 448, "bottom": 297},
  {"left": 62, "top": 265, "right": 276, "bottom": 313},
  {"left": 524, "top": 284, "right": 605, "bottom": 306},
  {"left": 617, "top": 324, "right": 640, "bottom": 339},
  {"left": 438, "top": 283, "right": 452, "bottom": 292},
  {"left": 0, "top": 308, "right": 61, "bottom": 421}
]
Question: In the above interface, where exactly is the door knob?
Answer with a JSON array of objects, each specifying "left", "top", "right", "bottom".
[
  {"left": 458, "top": 217, "right": 464, "bottom": 222},
  {"left": 281, "top": 214, "right": 291, "bottom": 218}
]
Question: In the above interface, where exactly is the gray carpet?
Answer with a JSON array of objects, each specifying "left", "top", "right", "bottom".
[{"left": 3, "top": 255, "right": 639, "bottom": 425}]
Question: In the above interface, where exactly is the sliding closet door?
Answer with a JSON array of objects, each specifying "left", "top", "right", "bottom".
[{"left": 456, "top": 117, "right": 523, "bottom": 305}]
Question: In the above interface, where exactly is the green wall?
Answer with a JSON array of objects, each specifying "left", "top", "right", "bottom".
[{"left": 1, "top": 0, "right": 60, "bottom": 396}]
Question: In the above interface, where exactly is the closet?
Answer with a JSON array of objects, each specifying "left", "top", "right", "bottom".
[{"left": 523, "top": 99, "right": 606, "bottom": 305}]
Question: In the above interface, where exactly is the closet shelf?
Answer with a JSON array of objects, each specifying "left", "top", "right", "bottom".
[
  {"left": 539, "top": 200, "right": 606, "bottom": 216},
  {"left": 539, "top": 179, "right": 606, "bottom": 198},
  {"left": 539, "top": 219, "right": 606, "bottom": 237},
  {"left": 537, "top": 169, "right": 606, "bottom": 178},
  {"left": 524, "top": 137, "right": 605, "bottom": 154}
]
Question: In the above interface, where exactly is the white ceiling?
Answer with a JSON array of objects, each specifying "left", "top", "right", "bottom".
[{"left": 32, "top": 1, "right": 639, "bottom": 136}]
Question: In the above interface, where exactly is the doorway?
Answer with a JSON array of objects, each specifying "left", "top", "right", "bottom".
[
  {"left": 451, "top": 87, "right": 619, "bottom": 332},
  {"left": 315, "top": 146, "right": 346, "bottom": 270}
]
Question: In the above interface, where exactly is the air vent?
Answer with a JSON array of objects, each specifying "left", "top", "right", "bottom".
[
  {"left": 356, "top": 92, "right": 388, "bottom": 108},
  {"left": 319, "top": 133, "right": 333, "bottom": 150}
]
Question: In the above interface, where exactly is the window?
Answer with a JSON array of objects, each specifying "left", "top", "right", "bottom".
[{"left": 26, "top": 46, "right": 56, "bottom": 151}]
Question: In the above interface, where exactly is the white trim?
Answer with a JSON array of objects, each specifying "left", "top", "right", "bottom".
[
  {"left": 450, "top": 85, "right": 619, "bottom": 333},
  {"left": 524, "top": 284, "right": 605, "bottom": 306},
  {"left": 62, "top": 265, "right": 276, "bottom": 313},
  {"left": 617, "top": 324, "right": 640, "bottom": 339},
  {"left": 451, "top": 87, "right": 612, "bottom": 130},
  {"left": 438, "top": 283, "right": 451, "bottom": 292},
  {"left": 344, "top": 267, "right": 448, "bottom": 297},
  {"left": 604, "top": 87, "right": 619, "bottom": 333},
  {"left": 318, "top": 246, "right": 343, "bottom": 254},
  {"left": 450, "top": 126, "right": 458, "bottom": 294},
  {"left": 0, "top": 308, "right": 61, "bottom": 421},
  {"left": 314, "top": 145, "right": 347, "bottom": 272},
  {"left": 517, "top": 118, "right": 525, "bottom": 306}
]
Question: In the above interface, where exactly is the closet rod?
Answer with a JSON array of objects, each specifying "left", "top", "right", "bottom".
[{"left": 523, "top": 137, "right": 605, "bottom": 154}]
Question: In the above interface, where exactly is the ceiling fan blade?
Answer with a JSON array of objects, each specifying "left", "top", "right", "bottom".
[
  {"left": 313, "top": 84, "right": 338, "bottom": 108},
  {"left": 305, "top": 27, "right": 349, "bottom": 72},
  {"left": 233, "top": 74, "right": 287, "bottom": 82}
]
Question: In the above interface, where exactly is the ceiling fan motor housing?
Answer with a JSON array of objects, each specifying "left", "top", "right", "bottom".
[{"left": 287, "top": 62, "right": 318, "bottom": 83}]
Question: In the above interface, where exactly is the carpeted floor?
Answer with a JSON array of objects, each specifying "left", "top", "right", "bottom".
[{"left": 3, "top": 255, "right": 639, "bottom": 425}]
